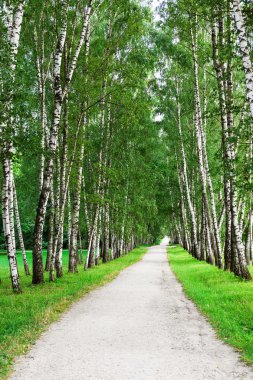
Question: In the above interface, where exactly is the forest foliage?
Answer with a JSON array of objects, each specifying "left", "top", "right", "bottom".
[{"left": 0, "top": 0, "right": 253, "bottom": 291}]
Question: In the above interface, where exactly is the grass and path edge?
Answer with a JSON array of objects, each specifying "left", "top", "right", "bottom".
[
  {"left": 167, "top": 245, "right": 253, "bottom": 367},
  {"left": 1, "top": 246, "right": 148, "bottom": 379}
]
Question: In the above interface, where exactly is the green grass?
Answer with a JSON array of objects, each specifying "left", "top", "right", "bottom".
[
  {"left": 168, "top": 245, "right": 253, "bottom": 365},
  {"left": 0, "top": 246, "right": 148, "bottom": 378}
]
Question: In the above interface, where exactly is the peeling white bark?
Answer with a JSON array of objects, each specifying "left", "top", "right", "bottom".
[
  {"left": 232, "top": 0, "right": 253, "bottom": 120},
  {"left": 1, "top": 1, "right": 26, "bottom": 292}
]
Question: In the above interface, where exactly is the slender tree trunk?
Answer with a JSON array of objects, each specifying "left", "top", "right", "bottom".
[
  {"left": 32, "top": 2, "right": 68, "bottom": 284},
  {"left": 69, "top": 18, "right": 92, "bottom": 272},
  {"left": 45, "top": 185, "right": 54, "bottom": 271},
  {"left": 34, "top": 26, "right": 48, "bottom": 192},
  {"left": 54, "top": 156, "right": 62, "bottom": 277},
  {"left": 176, "top": 82, "right": 200, "bottom": 258},
  {"left": 218, "top": 203, "right": 225, "bottom": 232},
  {"left": 87, "top": 205, "right": 100, "bottom": 268},
  {"left": 86, "top": 78, "right": 107, "bottom": 268},
  {"left": 177, "top": 165, "right": 190, "bottom": 252},
  {"left": 202, "top": 65, "right": 223, "bottom": 266},
  {"left": 103, "top": 201, "right": 110, "bottom": 262},
  {"left": 1, "top": 2, "right": 26, "bottom": 292},
  {"left": 56, "top": 96, "right": 69, "bottom": 274},
  {"left": 78, "top": 229, "right": 83, "bottom": 264},
  {"left": 120, "top": 225, "right": 125, "bottom": 256},
  {"left": 212, "top": 16, "right": 251, "bottom": 279},
  {"left": 2, "top": 159, "right": 21, "bottom": 292},
  {"left": 232, "top": 0, "right": 253, "bottom": 121},
  {"left": 224, "top": 180, "right": 232, "bottom": 271},
  {"left": 13, "top": 180, "right": 30, "bottom": 275},
  {"left": 246, "top": 132, "right": 253, "bottom": 264},
  {"left": 68, "top": 191, "right": 72, "bottom": 250},
  {"left": 8, "top": 162, "right": 16, "bottom": 254},
  {"left": 68, "top": 152, "right": 84, "bottom": 272},
  {"left": 95, "top": 223, "right": 101, "bottom": 265},
  {"left": 239, "top": 199, "right": 246, "bottom": 234},
  {"left": 83, "top": 180, "right": 91, "bottom": 240},
  {"left": 246, "top": 208, "right": 253, "bottom": 265},
  {"left": 191, "top": 24, "right": 222, "bottom": 267},
  {"left": 33, "top": 1, "right": 92, "bottom": 283}
]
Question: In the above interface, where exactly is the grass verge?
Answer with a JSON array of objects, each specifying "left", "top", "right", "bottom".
[
  {"left": 0, "top": 246, "right": 148, "bottom": 378},
  {"left": 168, "top": 245, "right": 253, "bottom": 365}
]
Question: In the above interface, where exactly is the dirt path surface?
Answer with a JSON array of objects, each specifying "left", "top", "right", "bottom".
[{"left": 10, "top": 246, "right": 253, "bottom": 380}]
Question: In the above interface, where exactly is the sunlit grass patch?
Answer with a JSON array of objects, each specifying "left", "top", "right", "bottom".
[{"left": 168, "top": 245, "right": 253, "bottom": 365}]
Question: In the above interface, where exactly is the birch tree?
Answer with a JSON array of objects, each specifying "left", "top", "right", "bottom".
[{"left": 0, "top": 0, "right": 26, "bottom": 292}]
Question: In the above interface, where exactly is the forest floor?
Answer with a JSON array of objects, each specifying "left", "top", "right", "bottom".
[
  {"left": 0, "top": 247, "right": 147, "bottom": 379},
  {"left": 9, "top": 245, "right": 253, "bottom": 380},
  {"left": 169, "top": 245, "right": 253, "bottom": 366}
]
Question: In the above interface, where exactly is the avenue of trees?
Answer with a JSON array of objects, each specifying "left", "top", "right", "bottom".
[
  {"left": 158, "top": 0, "right": 253, "bottom": 279},
  {"left": 0, "top": 0, "right": 169, "bottom": 292},
  {"left": 1, "top": 0, "right": 253, "bottom": 292}
]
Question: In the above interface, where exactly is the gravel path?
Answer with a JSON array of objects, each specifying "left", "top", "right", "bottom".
[{"left": 10, "top": 245, "right": 253, "bottom": 379}]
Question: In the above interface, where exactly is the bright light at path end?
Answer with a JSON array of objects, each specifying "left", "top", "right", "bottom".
[{"left": 160, "top": 236, "right": 170, "bottom": 246}]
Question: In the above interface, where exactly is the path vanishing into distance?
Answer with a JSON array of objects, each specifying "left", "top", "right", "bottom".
[{"left": 10, "top": 246, "right": 253, "bottom": 380}]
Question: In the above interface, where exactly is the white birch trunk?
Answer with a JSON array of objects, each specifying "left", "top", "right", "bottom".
[
  {"left": 34, "top": 26, "right": 48, "bottom": 191},
  {"left": 45, "top": 185, "right": 54, "bottom": 271},
  {"left": 103, "top": 200, "right": 110, "bottom": 262},
  {"left": 232, "top": 0, "right": 253, "bottom": 120},
  {"left": 13, "top": 179, "right": 30, "bottom": 275},
  {"left": 218, "top": 203, "right": 225, "bottom": 232},
  {"left": 33, "top": 0, "right": 68, "bottom": 284},
  {"left": 2, "top": 159, "right": 21, "bottom": 292},
  {"left": 191, "top": 24, "right": 222, "bottom": 267},
  {"left": 1, "top": 1, "right": 26, "bottom": 292},
  {"left": 36, "top": 1, "right": 92, "bottom": 282},
  {"left": 212, "top": 18, "right": 251, "bottom": 279},
  {"left": 176, "top": 83, "right": 199, "bottom": 258},
  {"left": 8, "top": 161, "right": 16, "bottom": 253},
  {"left": 69, "top": 21, "right": 91, "bottom": 272},
  {"left": 68, "top": 145, "right": 84, "bottom": 273}
]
